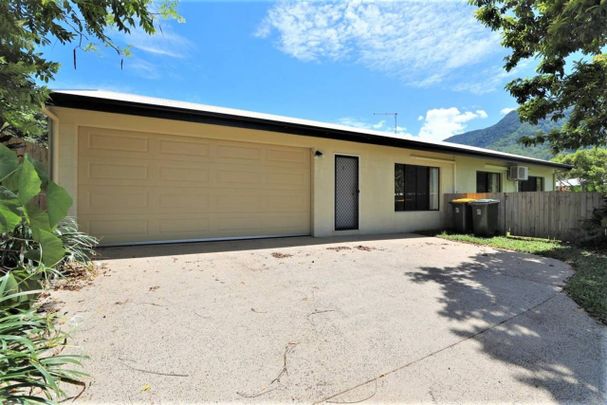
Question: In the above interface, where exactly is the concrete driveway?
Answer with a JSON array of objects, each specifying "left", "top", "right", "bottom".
[{"left": 53, "top": 234, "right": 606, "bottom": 403}]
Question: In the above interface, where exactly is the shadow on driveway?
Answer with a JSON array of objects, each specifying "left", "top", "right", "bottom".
[
  {"left": 407, "top": 250, "right": 606, "bottom": 403},
  {"left": 95, "top": 233, "right": 425, "bottom": 260}
]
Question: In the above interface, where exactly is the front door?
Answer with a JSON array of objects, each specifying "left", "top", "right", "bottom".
[{"left": 335, "top": 155, "right": 359, "bottom": 230}]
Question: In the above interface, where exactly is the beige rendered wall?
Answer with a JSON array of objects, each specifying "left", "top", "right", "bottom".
[
  {"left": 48, "top": 107, "right": 557, "bottom": 238},
  {"left": 453, "top": 155, "right": 556, "bottom": 193}
]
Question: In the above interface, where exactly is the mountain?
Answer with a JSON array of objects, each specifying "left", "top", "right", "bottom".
[{"left": 445, "top": 111, "right": 564, "bottom": 160}]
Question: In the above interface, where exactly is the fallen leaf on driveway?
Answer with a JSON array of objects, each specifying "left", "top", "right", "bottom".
[
  {"left": 326, "top": 246, "right": 351, "bottom": 251},
  {"left": 271, "top": 252, "right": 293, "bottom": 258}
]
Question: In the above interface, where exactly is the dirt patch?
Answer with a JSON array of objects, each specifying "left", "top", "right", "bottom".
[
  {"left": 354, "top": 245, "right": 376, "bottom": 252},
  {"left": 271, "top": 252, "right": 293, "bottom": 259},
  {"left": 327, "top": 245, "right": 376, "bottom": 252},
  {"left": 38, "top": 262, "right": 102, "bottom": 315},
  {"left": 326, "top": 246, "right": 352, "bottom": 252},
  {"left": 51, "top": 262, "right": 104, "bottom": 291},
  {"left": 36, "top": 294, "right": 64, "bottom": 315}
]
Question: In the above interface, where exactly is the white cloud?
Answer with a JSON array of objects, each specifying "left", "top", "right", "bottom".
[
  {"left": 451, "top": 66, "right": 511, "bottom": 94},
  {"left": 337, "top": 106, "right": 488, "bottom": 141},
  {"left": 338, "top": 116, "right": 411, "bottom": 136},
  {"left": 500, "top": 107, "right": 516, "bottom": 115},
  {"left": 124, "top": 57, "right": 161, "bottom": 79},
  {"left": 111, "top": 25, "right": 194, "bottom": 80},
  {"left": 417, "top": 107, "right": 488, "bottom": 141},
  {"left": 124, "top": 26, "right": 194, "bottom": 59},
  {"left": 476, "top": 109, "right": 489, "bottom": 119},
  {"left": 452, "top": 59, "right": 533, "bottom": 95},
  {"left": 256, "top": 0, "right": 500, "bottom": 86}
]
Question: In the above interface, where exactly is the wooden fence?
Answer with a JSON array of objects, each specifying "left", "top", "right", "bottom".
[
  {"left": 6, "top": 138, "right": 48, "bottom": 171},
  {"left": 443, "top": 192, "right": 605, "bottom": 241}
]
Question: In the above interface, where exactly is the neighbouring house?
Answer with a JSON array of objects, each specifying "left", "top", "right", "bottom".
[
  {"left": 556, "top": 178, "right": 582, "bottom": 191},
  {"left": 44, "top": 90, "right": 570, "bottom": 246}
]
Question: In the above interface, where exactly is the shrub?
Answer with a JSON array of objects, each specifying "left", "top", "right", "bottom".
[
  {"left": 580, "top": 195, "right": 607, "bottom": 248},
  {"left": 1, "top": 145, "right": 90, "bottom": 402},
  {"left": 54, "top": 217, "right": 98, "bottom": 266},
  {"left": 1, "top": 218, "right": 98, "bottom": 281},
  {"left": 0, "top": 273, "right": 86, "bottom": 403},
  {"left": 1, "top": 143, "right": 72, "bottom": 271}
]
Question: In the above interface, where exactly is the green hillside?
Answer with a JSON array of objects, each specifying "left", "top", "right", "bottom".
[{"left": 445, "top": 111, "right": 564, "bottom": 160}]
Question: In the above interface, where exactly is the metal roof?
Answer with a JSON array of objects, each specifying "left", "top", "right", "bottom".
[{"left": 48, "top": 89, "right": 571, "bottom": 169}]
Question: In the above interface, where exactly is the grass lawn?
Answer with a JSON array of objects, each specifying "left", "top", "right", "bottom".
[{"left": 435, "top": 232, "right": 607, "bottom": 325}]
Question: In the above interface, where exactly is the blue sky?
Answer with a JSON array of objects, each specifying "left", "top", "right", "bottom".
[{"left": 43, "top": 0, "right": 535, "bottom": 142}]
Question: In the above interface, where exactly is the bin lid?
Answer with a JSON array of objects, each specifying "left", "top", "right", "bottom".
[
  {"left": 450, "top": 198, "right": 476, "bottom": 203},
  {"left": 470, "top": 198, "right": 500, "bottom": 205}
]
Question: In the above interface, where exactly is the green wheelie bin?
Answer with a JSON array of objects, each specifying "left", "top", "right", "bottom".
[{"left": 470, "top": 199, "right": 500, "bottom": 236}]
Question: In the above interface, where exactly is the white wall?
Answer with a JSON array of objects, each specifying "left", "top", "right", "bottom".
[{"left": 49, "top": 106, "right": 557, "bottom": 239}]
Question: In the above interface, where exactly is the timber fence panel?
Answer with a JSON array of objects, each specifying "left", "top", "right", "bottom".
[{"left": 443, "top": 191, "right": 605, "bottom": 241}]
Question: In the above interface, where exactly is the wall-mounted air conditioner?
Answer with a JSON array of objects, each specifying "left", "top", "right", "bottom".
[{"left": 508, "top": 166, "right": 529, "bottom": 181}]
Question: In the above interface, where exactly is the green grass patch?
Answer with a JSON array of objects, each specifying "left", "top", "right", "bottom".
[{"left": 436, "top": 232, "right": 607, "bottom": 325}]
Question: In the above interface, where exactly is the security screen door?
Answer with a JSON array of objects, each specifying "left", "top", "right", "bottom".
[{"left": 334, "top": 155, "right": 359, "bottom": 230}]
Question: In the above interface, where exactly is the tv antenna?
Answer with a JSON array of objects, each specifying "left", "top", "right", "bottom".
[{"left": 373, "top": 112, "right": 398, "bottom": 134}]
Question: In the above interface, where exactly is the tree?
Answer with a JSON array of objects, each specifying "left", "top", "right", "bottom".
[
  {"left": 553, "top": 148, "right": 607, "bottom": 192},
  {"left": 0, "top": 0, "right": 181, "bottom": 143},
  {"left": 471, "top": 0, "right": 607, "bottom": 152}
]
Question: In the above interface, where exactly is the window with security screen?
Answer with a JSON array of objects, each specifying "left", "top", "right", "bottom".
[{"left": 394, "top": 164, "right": 439, "bottom": 211}]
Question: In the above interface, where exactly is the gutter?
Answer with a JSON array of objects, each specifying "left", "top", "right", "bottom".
[{"left": 42, "top": 107, "right": 59, "bottom": 181}]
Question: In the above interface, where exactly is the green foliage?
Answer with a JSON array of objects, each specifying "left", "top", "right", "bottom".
[
  {"left": 581, "top": 195, "right": 607, "bottom": 247},
  {"left": 54, "top": 218, "right": 98, "bottom": 265},
  {"left": 0, "top": 147, "right": 93, "bottom": 402},
  {"left": 436, "top": 232, "right": 563, "bottom": 255},
  {"left": 0, "top": 0, "right": 182, "bottom": 142},
  {"left": 1, "top": 219, "right": 98, "bottom": 285},
  {"left": 0, "top": 274, "right": 86, "bottom": 404},
  {"left": 553, "top": 148, "right": 607, "bottom": 192},
  {"left": 0, "top": 144, "right": 72, "bottom": 270},
  {"left": 471, "top": 0, "right": 607, "bottom": 152}
]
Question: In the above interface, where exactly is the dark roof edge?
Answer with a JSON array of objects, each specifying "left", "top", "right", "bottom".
[{"left": 47, "top": 92, "right": 572, "bottom": 170}]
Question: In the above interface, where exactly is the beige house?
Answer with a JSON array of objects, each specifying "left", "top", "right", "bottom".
[{"left": 45, "top": 90, "right": 569, "bottom": 246}]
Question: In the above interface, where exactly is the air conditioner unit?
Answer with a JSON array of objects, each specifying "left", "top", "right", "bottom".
[{"left": 508, "top": 166, "right": 529, "bottom": 181}]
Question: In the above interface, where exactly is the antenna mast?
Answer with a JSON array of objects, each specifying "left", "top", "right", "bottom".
[{"left": 373, "top": 112, "right": 398, "bottom": 134}]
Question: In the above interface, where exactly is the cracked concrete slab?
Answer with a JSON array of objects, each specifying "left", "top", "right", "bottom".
[{"left": 53, "top": 234, "right": 606, "bottom": 403}]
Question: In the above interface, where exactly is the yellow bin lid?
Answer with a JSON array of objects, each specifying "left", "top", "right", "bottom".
[{"left": 451, "top": 198, "right": 476, "bottom": 203}]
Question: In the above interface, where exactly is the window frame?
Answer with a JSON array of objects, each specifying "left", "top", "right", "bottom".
[
  {"left": 476, "top": 171, "right": 502, "bottom": 193},
  {"left": 394, "top": 163, "right": 440, "bottom": 212},
  {"left": 518, "top": 176, "right": 544, "bottom": 192}
]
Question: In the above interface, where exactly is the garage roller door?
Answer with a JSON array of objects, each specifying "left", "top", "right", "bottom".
[{"left": 77, "top": 126, "right": 311, "bottom": 245}]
